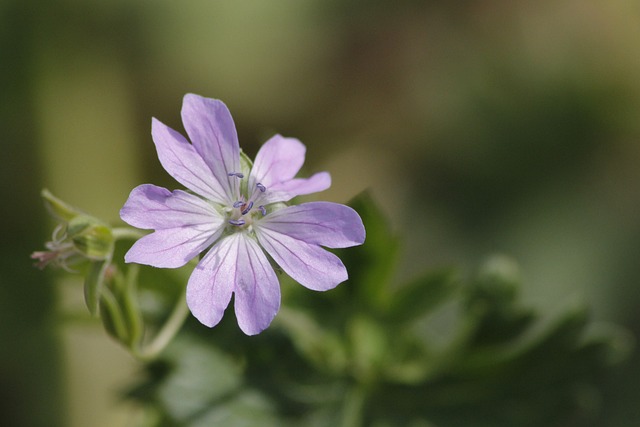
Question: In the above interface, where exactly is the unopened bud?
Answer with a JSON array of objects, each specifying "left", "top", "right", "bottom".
[
  {"left": 31, "top": 191, "right": 114, "bottom": 271},
  {"left": 68, "top": 216, "right": 114, "bottom": 261}
]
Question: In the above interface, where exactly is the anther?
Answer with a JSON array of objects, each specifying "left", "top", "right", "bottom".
[
  {"left": 228, "top": 219, "right": 246, "bottom": 226},
  {"left": 241, "top": 201, "right": 254, "bottom": 215},
  {"left": 233, "top": 201, "right": 244, "bottom": 208},
  {"left": 258, "top": 205, "right": 267, "bottom": 216},
  {"left": 228, "top": 172, "right": 244, "bottom": 178},
  {"left": 256, "top": 182, "right": 266, "bottom": 192}
]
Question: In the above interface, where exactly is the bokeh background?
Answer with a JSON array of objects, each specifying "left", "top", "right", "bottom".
[{"left": 1, "top": 0, "right": 639, "bottom": 426}]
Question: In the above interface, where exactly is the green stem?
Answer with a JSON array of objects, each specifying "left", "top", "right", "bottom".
[
  {"left": 122, "top": 264, "right": 144, "bottom": 347},
  {"left": 341, "top": 382, "right": 368, "bottom": 427},
  {"left": 134, "top": 291, "right": 190, "bottom": 361},
  {"left": 112, "top": 227, "right": 145, "bottom": 241}
]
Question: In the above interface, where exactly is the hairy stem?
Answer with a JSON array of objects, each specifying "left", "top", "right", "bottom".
[{"left": 134, "top": 291, "right": 190, "bottom": 361}]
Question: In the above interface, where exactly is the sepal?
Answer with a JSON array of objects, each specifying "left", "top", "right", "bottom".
[{"left": 41, "top": 188, "right": 80, "bottom": 221}]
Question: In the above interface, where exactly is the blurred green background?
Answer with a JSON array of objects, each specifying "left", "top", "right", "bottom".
[{"left": 1, "top": 0, "right": 639, "bottom": 426}]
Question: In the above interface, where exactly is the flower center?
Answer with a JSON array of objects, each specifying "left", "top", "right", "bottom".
[{"left": 226, "top": 172, "right": 267, "bottom": 230}]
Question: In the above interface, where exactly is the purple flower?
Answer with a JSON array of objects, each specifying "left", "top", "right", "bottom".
[{"left": 120, "top": 94, "right": 365, "bottom": 335}]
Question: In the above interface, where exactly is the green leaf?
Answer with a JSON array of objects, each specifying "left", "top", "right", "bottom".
[
  {"left": 125, "top": 334, "right": 254, "bottom": 426},
  {"left": 386, "top": 269, "right": 459, "bottom": 323},
  {"left": 462, "top": 257, "right": 535, "bottom": 347},
  {"left": 274, "top": 307, "right": 348, "bottom": 374},
  {"left": 338, "top": 191, "right": 400, "bottom": 312},
  {"left": 347, "top": 314, "right": 388, "bottom": 382},
  {"left": 467, "top": 255, "right": 522, "bottom": 307},
  {"left": 190, "top": 390, "right": 281, "bottom": 427},
  {"left": 517, "top": 304, "right": 590, "bottom": 359}
]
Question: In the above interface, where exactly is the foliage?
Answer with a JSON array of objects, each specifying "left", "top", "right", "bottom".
[{"left": 119, "top": 193, "right": 630, "bottom": 427}]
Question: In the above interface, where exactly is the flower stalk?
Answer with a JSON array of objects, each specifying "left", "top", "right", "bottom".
[{"left": 32, "top": 190, "right": 191, "bottom": 360}]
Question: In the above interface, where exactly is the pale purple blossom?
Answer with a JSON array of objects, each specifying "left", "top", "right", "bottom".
[{"left": 120, "top": 94, "right": 365, "bottom": 335}]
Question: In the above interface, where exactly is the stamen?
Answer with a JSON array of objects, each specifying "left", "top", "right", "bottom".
[
  {"left": 256, "top": 182, "right": 266, "bottom": 192},
  {"left": 258, "top": 205, "right": 267, "bottom": 216},
  {"left": 233, "top": 200, "right": 244, "bottom": 208},
  {"left": 241, "top": 201, "right": 254, "bottom": 215},
  {"left": 228, "top": 219, "right": 246, "bottom": 226},
  {"left": 228, "top": 172, "right": 244, "bottom": 178}
]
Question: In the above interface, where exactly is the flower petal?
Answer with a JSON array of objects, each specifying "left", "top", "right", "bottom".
[
  {"left": 250, "top": 134, "right": 306, "bottom": 188},
  {"left": 255, "top": 227, "right": 348, "bottom": 291},
  {"left": 120, "top": 184, "right": 222, "bottom": 230},
  {"left": 249, "top": 135, "right": 331, "bottom": 203},
  {"left": 258, "top": 202, "right": 365, "bottom": 248},
  {"left": 125, "top": 225, "right": 222, "bottom": 268},
  {"left": 120, "top": 184, "right": 224, "bottom": 268},
  {"left": 151, "top": 118, "right": 229, "bottom": 203},
  {"left": 259, "top": 172, "right": 331, "bottom": 204},
  {"left": 232, "top": 234, "right": 281, "bottom": 335},
  {"left": 181, "top": 94, "right": 241, "bottom": 204},
  {"left": 186, "top": 234, "right": 280, "bottom": 335},
  {"left": 186, "top": 237, "right": 237, "bottom": 329}
]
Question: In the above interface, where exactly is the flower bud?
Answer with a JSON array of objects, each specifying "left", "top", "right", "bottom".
[
  {"left": 31, "top": 191, "right": 113, "bottom": 270},
  {"left": 68, "top": 216, "right": 114, "bottom": 261}
]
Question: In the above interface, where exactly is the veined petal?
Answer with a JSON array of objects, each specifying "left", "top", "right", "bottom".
[
  {"left": 255, "top": 227, "right": 348, "bottom": 291},
  {"left": 186, "top": 233, "right": 280, "bottom": 335},
  {"left": 249, "top": 135, "right": 306, "bottom": 188},
  {"left": 186, "top": 237, "right": 237, "bottom": 329},
  {"left": 151, "top": 118, "right": 229, "bottom": 203},
  {"left": 125, "top": 224, "right": 223, "bottom": 268},
  {"left": 258, "top": 172, "right": 331, "bottom": 204},
  {"left": 232, "top": 234, "right": 281, "bottom": 335},
  {"left": 120, "top": 184, "right": 223, "bottom": 230},
  {"left": 120, "top": 184, "right": 223, "bottom": 268},
  {"left": 257, "top": 202, "right": 365, "bottom": 248},
  {"left": 181, "top": 94, "right": 240, "bottom": 204}
]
